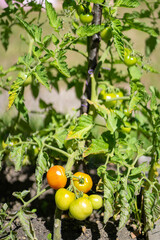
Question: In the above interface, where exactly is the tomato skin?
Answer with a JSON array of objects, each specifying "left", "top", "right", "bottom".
[
  {"left": 88, "top": 194, "right": 103, "bottom": 210},
  {"left": 47, "top": 166, "right": 67, "bottom": 190},
  {"left": 124, "top": 48, "right": 137, "bottom": 66},
  {"left": 73, "top": 172, "right": 93, "bottom": 193},
  {"left": 69, "top": 197, "right": 93, "bottom": 220},
  {"left": 100, "top": 27, "right": 112, "bottom": 43},
  {"left": 79, "top": 13, "right": 93, "bottom": 24},
  {"left": 55, "top": 188, "right": 75, "bottom": 211},
  {"left": 18, "top": 72, "right": 32, "bottom": 86},
  {"left": 99, "top": 91, "right": 117, "bottom": 108}
]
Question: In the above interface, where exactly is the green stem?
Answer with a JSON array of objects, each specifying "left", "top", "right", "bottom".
[{"left": 44, "top": 143, "right": 70, "bottom": 158}]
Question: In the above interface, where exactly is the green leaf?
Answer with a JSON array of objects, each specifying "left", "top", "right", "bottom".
[
  {"left": 112, "top": 19, "right": 124, "bottom": 59},
  {"left": 54, "top": 128, "right": 68, "bottom": 148},
  {"left": 10, "top": 145, "right": 26, "bottom": 171},
  {"left": 14, "top": 92, "right": 29, "bottom": 122},
  {"left": 129, "top": 66, "right": 142, "bottom": 80},
  {"left": 18, "top": 54, "right": 34, "bottom": 69},
  {"left": 104, "top": 198, "right": 114, "bottom": 223},
  {"left": 35, "top": 150, "right": 48, "bottom": 192},
  {"left": 115, "top": 0, "right": 140, "bottom": 8},
  {"left": 83, "top": 138, "right": 109, "bottom": 157},
  {"left": 67, "top": 115, "right": 93, "bottom": 140},
  {"left": 106, "top": 111, "right": 117, "bottom": 134},
  {"left": 45, "top": 0, "right": 62, "bottom": 32},
  {"left": 13, "top": 190, "right": 30, "bottom": 201},
  {"left": 16, "top": 16, "right": 42, "bottom": 44},
  {"left": 119, "top": 185, "right": 130, "bottom": 229},
  {"left": 51, "top": 50, "right": 70, "bottom": 78},
  {"left": 33, "top": 65, "right": 50, "bottom": 90},
  {"left": 18, "top": 209, "right": 37, "bottom": 240},
  {"left": 76, "top": 24, "right": 104, "bottom": 37},
  {"left": 130, "top": 162, "right": 149, "bottom": 176}
]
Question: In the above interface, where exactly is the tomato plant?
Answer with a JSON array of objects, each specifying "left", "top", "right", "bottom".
[
  {"left": 47, "top": 166, "right": 67, "bottom": 190},
  {"left": 69, "top": 197, "right": 93, "bottom": 220},
  {"left": 73, "top": 172, "right": 93, "bottom": 193},
  {"left": 0, "top": 0, "right": 160, "bottom": 239},
  {"left": 55, "top": 188, "right": 75, "bottom": 211}
]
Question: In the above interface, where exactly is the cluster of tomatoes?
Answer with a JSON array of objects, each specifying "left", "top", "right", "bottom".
[{"left": 47, "top": 165, "right": 103, "bottom": 220}]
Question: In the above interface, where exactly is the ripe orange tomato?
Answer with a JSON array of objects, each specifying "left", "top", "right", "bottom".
[
  {"left": 47, "top": 165, "right": 67, "bottom": 190},
  {"left": 73, "top": 172, "right": 93, "bottom": 193}
]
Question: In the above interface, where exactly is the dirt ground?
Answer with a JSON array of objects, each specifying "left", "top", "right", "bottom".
[{"left": 0, "top": 165, "right": 146, "bottom": 240}]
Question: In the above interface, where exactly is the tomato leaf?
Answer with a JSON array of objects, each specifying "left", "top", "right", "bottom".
[
  {"left": 18, "top": 209, "right": 37, "bottom": 240},
  {"left": 67, "top": 115, "right": 93, "bottom": 140},
  {"left": 33, "top": 64, "right": 51, "bottom": 90},
  {"left": 54, "top": 128, "right": 68, "bottom": 148},
  {"left": 76, "top": 24, "right": 104, "bottom": 37},
  {"left": 106, "top": 111, "right": 118, "bottom": 134},
  {"left": 8, "top": 77, "right": 24, "bottom": 109},
  {"left": 10, "top": 145, "right": 26, "bottom": 171},
  {"left": 112, "top": 19, "right": 124, "bottom": 60},
  {"left": 45, "top": 0, "right": 62, "bottom": 32},
  {"left": 51, "top": 50, "right": 70, "bottom": 78},
  {"left": 14, "top": 92, "right": 29, "bottom": 122},
  {"left": 115, "top": 0, "right": 140, "bottom": 8},
  {"left": 35, "top": 150, "right": 48, "bottom": 193},
  {"left": 13, "top": 190, "right": 30, "bottom": 201},
  {"left": 16, "top": 16, "right": 42, "bottom": 45},
  {"left": 83, "top": 138, "right": 109, "bottom": 157}
]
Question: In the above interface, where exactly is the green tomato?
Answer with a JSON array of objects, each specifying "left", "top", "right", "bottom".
[
  {"left": 121, "top": 121, "right": 131, "bottom": 133},
  {"left": 99, "top": 91, "right": 117, "bottom": 108},
  {"left": 88, "top": 194, "right": 103, "bottom": 210},
  {"left": 69, "top": 197, "right": 93, "bottom": 220},
  {"left": 18, "top": 72, "right": 32, "bottom": 86},
  {"left": 124, "top": 48, "right": 137, "bottom": 67},
  {"left": 79, "top": 13, "right": 93, "bottom": 24},
  {"left": 55, "top": 188, "right": 75, "bottom": 211},
  {"left": 124, "top": 108, "right": 131, "bottom": 117},
  {"left": 100, "top": 27, "right": 112, "bottom": 43}
]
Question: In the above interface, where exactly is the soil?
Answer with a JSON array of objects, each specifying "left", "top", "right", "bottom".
[{"left": 0, "top": 165, "right": 145, "bottom": 240}]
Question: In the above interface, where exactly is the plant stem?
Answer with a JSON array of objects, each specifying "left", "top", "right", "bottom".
[
  {"left": 44, "top": 143, "right": 70, "bottom": 158},
  {"left": 81, "top": 3, "right": 102, "bottom": 114}
]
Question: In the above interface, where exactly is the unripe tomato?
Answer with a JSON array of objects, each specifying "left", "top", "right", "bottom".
[
  {"left": 100, "top": 27, "right": 112, "bottom": 43},
  {"left": 76, "top": 4, "right": 92, "bottom": 15},
  {"left": 55, "top": 188, "right": 75, "bottom": 210},
  {"left": 124, "top": 48, "right": 137, "bottom": 66},
  {"left": 18, "top": 72, "right": 32, "bottom": 86},
  {"left": 47, "top": 165, "right": 67, "bottom": 190},
  {"left": 73, "top": 172, "right": 93, "bottom": 193},
  {"left": 121, "top": 122, "right": 131, "bottom": 133},
  {"left": 99, "top": 90, "right": 117, "bottom": 108},
  {"left": 88, "top": 194, "right": 103, "bottom": 210},
  {"left": 69, "top": 197, "right": 93, "bottom": 220},
  {"left": 79, "top": 13, "right": 93, "bottom": 24},
  {"left": 124, "top": 108, "right": 131, "bottom": 117}
]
